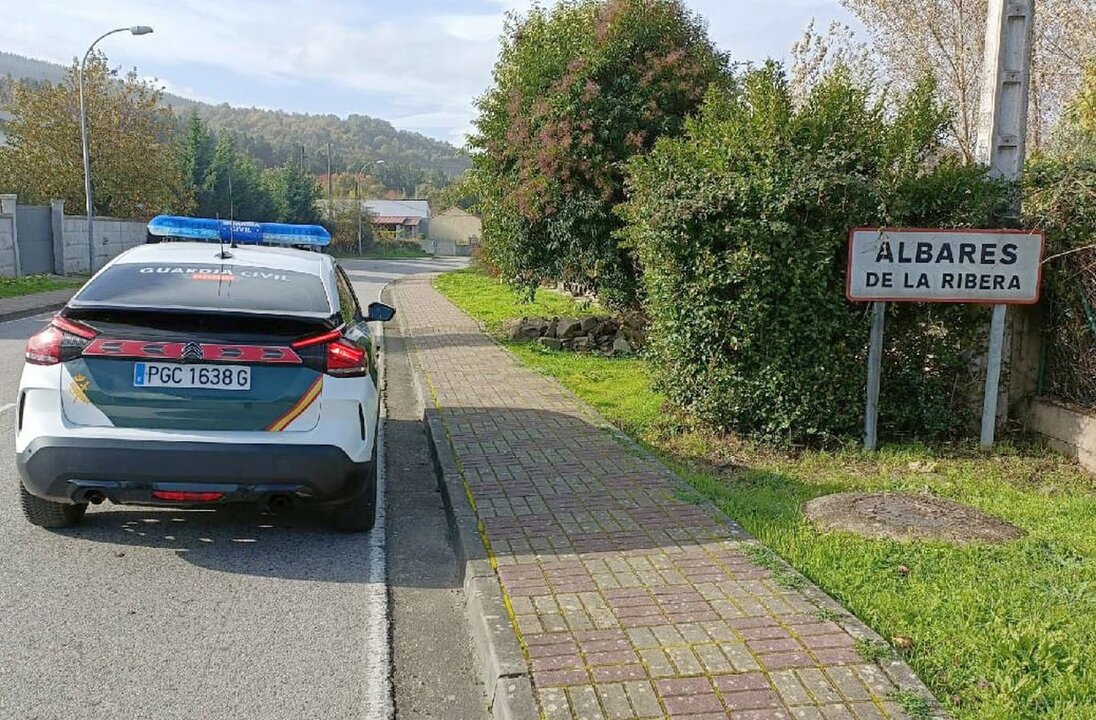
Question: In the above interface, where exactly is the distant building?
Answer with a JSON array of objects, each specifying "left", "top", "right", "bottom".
[
  {"left": 428, "top": 207, "right": 482, "bottom": 257},
  {"left": 363, "top": 199, "right": 430, "bottom": 239}
]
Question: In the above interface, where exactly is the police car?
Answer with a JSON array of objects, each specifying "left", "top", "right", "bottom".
[{"left": 16, "top": 216, "right": 393, "bottom": 532}]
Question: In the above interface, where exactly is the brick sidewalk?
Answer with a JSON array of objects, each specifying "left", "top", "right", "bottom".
[{"left": 391, "top": 275, "right": 939, "bottom": 720}]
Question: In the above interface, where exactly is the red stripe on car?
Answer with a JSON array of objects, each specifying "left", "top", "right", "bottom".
[{"left": 83, "top": 339, "right": 301, "bottom": 364}]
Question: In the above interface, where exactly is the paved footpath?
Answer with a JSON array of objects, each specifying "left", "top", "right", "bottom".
[{"left": 392, "top": 275, "right": 942, "bottom": 720}]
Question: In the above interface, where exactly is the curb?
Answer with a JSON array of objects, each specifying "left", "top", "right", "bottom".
[
  {"left": 0, "top": 301, "right": 67, "bottom": 324},
  {"left": 386, "top": 283, "right": 538, "bottom": 720}
]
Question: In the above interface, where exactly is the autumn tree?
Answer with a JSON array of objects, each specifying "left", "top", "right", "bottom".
[
  {"left": 470, "top": 0, "right": 731, "bottom": 307},
  {"left": 0, "top": 53, "right": 187, "bottom": 217},
  {"left": 840, "top": 0, "right": 1096, "bottom": 158}
]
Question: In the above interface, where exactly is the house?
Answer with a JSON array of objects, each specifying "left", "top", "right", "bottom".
[
  {"left": 428, "top": 207, "right": 482, "bottom": 257},
  {"left": 363, "top": 199, "right": 430, "bottom": 239}
]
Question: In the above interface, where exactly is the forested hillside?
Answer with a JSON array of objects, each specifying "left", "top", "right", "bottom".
[{"left": 0, "top": 51, "right": 469, "bottom": 181}]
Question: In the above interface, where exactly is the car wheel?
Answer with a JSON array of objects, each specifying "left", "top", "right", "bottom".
[
  {"left": 20, "top": 484, "right": 87, "bottom": 529},
  {"left": 329, "top": 453, "right": 377, "bottom": 533}
]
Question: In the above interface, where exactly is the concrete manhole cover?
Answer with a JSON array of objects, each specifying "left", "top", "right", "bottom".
[{"left": 803, "top": 492, "right": 1025, "bottom": 544}]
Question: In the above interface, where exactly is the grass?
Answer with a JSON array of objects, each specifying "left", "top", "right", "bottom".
[
  {"left": 0, "top": 274, "right": 81, "bottom": 300},
  {"left": 435, "top": 267, "right": 1096, "bottom": 720},
  {"left": 433, "top": 266, "right": 601, "bottom": 333},
  {"left": 332, "top": 244, "right": 430, "bottom": 259}
]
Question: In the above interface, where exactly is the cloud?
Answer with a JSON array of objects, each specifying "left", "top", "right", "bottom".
[{"left": 0, "top": 0, "right": 859, "bottom": 144}]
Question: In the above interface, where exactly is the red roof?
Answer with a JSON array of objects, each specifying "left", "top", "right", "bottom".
[{"left": 371, "top": 215, "right": 422, "bottom": 226}]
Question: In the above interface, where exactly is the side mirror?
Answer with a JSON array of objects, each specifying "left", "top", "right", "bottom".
[{"left": 366, "top": 302, "right": 396, "bottom": 322}]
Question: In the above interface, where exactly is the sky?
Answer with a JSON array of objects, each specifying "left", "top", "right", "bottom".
[{"left": 0, "top": 0, "right": 860, "bottom": 146}]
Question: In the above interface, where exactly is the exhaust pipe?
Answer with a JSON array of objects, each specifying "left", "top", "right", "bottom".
[{"left": 265, "top": 494, "right": 293, "bottom": 513}]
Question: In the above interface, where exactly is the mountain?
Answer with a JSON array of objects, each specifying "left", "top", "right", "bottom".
[{"left": 0, "top": 51, "right": 469, "bottom": 180}]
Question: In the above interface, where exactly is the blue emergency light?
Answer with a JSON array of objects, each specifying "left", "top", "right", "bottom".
[{"left": 147, "top": 215, "right": 331, "bottom": 247}]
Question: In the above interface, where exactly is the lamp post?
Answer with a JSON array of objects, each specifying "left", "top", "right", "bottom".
[
  {"left": 357, "top": 160, "right": 384, "bottom": 255},
  {"left": 78, "top": 25, "right": 153, "bottom": 275}
]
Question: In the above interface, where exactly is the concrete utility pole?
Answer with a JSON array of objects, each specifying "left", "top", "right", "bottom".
[
  {"left": 78, "top": 25, "right": 153, "bottom": 275},
  {"left": 975, "top": 0, "right": 1035, "bottom": 448}
]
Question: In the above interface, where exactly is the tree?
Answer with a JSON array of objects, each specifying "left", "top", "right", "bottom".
[
  {"left": 178, "top": 111, "right": 216, "bottom": 214},
  {"left": 470, "top": 0, "right": 731, "bottom": 307},
  {"left": 202, "top": 134, "right": 274, "bottom": 222},
  {"left": 0, "top": 53, "right": 188, "bottom": 216},
  {"left": 262, "top": 161, "right": 321, "bottom": 224},
  {"left": 840, "top": 0, "right": 1096, "bottom": 159}
]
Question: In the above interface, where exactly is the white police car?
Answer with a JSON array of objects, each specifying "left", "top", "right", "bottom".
[{"left": 16, "top": 217, "right": 393, "bottom": 532}]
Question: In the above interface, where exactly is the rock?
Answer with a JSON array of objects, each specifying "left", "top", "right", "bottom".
[
  {"left": 556, "top": 318, "right": 584, "bottom": 339},
  {"left": 612, "top": 334, "right": 633, "bottom": 355},
  {"left": 581, "top": 315, "right": 600, "bottom": 334},
  {"left": 545, "top": 317, "right": 560, "bottom": 338},
  {"left": 507, "top": 317, "right": 548, "bottom": 341},
  {"left": 571, "top": 335, "right": 593, "bottom": 352},
  {"left": 599, "top": 318, "right": 620, "bottom": 336},
  {"left": 537, "top": 337, "right": 563, "bottom": 350}
]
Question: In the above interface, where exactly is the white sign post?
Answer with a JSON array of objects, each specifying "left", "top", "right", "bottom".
[{"left": 847, "top": 227, "right": 1044, "bottom": 450}]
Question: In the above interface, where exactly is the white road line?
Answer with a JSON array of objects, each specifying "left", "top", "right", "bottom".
[
  {"left": 362, "top": 311, "right": 393, "bottom": 720},
  {"left": 0, "top": 403, "right": 15, "bottom": 413}
]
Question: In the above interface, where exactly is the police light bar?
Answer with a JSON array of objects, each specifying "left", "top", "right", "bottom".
[{"left": 147, "top": 216, "right": 330, "bottom": 247}]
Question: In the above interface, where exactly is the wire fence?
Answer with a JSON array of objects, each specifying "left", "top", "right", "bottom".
[{"left": 1043, "top": 246, "right": 1096, "bottom": 410}]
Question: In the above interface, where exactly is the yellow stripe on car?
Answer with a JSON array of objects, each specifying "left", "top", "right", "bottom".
[{"left": 267, "top": 376, "right": 322, "bottom": 432}]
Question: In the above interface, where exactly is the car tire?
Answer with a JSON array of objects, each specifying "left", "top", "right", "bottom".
[
  {"left": 329, "top": 451, "right": 377, "bottom": 533},
  {"left": 20, "top": 484, "right": 87, "bottom": 529}
]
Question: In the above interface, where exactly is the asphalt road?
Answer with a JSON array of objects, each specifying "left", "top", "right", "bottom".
[{"left": 0, "top": 256, "right": 468, "bottom": 720}]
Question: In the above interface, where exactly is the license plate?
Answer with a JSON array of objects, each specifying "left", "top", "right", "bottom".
[{"left": 134, "top": 363, "right": 251, "bottom": 390}]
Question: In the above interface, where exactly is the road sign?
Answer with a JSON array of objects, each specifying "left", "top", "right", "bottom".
[{"left": 847, "top": 227, "right": 1044, "bottom": 304}]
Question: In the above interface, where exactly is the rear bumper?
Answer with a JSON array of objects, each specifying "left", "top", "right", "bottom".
[{"left": 18, "top": 437, "right": 371, "bottom": 506}]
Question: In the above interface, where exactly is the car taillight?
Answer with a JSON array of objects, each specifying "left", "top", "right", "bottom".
[
  {"left": 25, "top": 316, "right": 98, "bottom": 365},
  {"left": 292, "top": 329, "right": 368, "bottom": 377},
  {"left": 25, "top": 326, "right": 64, "bottom": 365},
  {"left": 327, "top": 339, "right": 368, "bottom": 377}
]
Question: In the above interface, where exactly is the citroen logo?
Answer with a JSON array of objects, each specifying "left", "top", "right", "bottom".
[{"left": 181, "top": 342, "right": 204, "bottom": 363}]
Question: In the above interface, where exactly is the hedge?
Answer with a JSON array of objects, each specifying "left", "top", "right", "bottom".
[{"left": 620, "top": 65, "right": 1008, "bottom": 443}]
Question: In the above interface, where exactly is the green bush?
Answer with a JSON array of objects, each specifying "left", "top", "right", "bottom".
[
  {"left": 1025, "top": 65, "right": 1096, "bottom": 409},
  {"left": 621, "top": 65, "right": 1008, "bottom": 443}
]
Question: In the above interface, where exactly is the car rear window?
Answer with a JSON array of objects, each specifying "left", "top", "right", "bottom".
[{"left": 70, "top": 263, "right": 332, "bottom": 316}]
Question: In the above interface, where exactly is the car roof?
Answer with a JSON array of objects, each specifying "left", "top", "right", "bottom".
[{"left": 109, "top": 241, "right": 335, "bottom": 276}]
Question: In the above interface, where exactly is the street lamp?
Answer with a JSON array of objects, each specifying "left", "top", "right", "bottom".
[
  {"left": 357, "top": 160, "right": 385, "bottom": 255},
  {"left": 78, "top": 25, "right": 153, "bottom": 274}
]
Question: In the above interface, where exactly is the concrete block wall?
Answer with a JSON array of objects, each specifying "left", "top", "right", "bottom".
[
  {"left": 0, "top": 213, "right": 16, "bottom": 277},
  {"left": 1027, "top": 400, "right": 1096, "bottom": 473},
  {"left": 59, "top": 208, "right": 146, "bottom": 274},
  {"left": 0, "top": 194, "right": 19, "bottom": 277}
]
